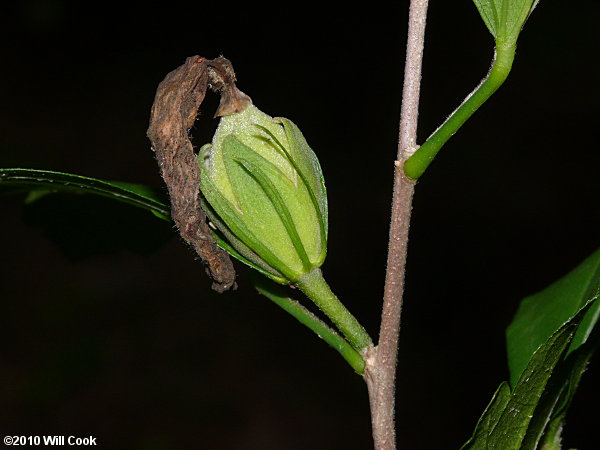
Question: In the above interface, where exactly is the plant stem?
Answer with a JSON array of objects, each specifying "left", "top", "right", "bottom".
[
  {"left": 404, "top": 42, "right": 516, "bottom": 180},
  {"left": 296, "top": 268, "right": 373, "bottom": 352},
  {"left": 364, "top": 1, "right": 428, "bottom": 449},
  {"left": 252, "top": 274, "right": 366, "bottom": 374}
]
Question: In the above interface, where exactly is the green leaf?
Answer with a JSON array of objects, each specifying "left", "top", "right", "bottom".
[
  {"left": 472, "top": 0, "right": 540, "bottom": 44},
  {"left": 506, "top": 248, "right": 600, "bottom": 388},
  {"left": 464, "top": 250, "right": 600, "bottom": 449},
  {"left": 0, "top": 168, "right": 170, "bottom": 220},
  {"left": 461, "top": 302, "right": 594, "bottom": 449},
  {"left": 525, "top": 328, "right": 598, "bottom": 449},
  {"left": 0, "top": 168, "right": 174, "bottom": 259},
  {"left": 461, "top": 382, "right": 512, "bottom": 448},
  {"left": 20, "top": 191, "right": 175, "bottom": 260}
]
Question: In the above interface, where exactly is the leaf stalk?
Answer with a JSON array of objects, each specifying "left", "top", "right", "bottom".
[{"left": 404, "top": 42, "right": 516, "bottom": 180}]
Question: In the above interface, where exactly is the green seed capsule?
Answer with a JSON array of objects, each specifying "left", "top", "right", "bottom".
[{"left": 198, "top": 104, "right": 328, "bottom": 284}]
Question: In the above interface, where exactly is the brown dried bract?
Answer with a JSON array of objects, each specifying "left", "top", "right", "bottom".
[{"left": 147, "top": 56, "right": 250, "bottom": 292}]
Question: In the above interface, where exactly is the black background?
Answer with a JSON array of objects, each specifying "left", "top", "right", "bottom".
[{"left": 1, "top": 1, "right": 598, "bottom": 449}]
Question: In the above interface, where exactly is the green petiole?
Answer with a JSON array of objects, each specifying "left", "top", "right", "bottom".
[
  {"left": 296, "top": 268, "right": 373, "bottom": 352},
  {"left": 404, "top": 42, "right": 516, "bottom": 180},
  {"left": 252, "top": 273, "right": 367, "bottom": 374}
]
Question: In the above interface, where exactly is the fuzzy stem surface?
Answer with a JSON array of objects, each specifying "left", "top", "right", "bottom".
[
  {"left": 253, "top": 274, "right": 366, "bottom": 374},
  {"left": 364, "top": 1, "right": 428, "bottom": 449},
  {"left": 297, "top": 268, "right": 373, "bottom": 352}
]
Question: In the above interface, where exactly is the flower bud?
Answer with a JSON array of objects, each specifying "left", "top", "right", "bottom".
[{"left": 198, "top": 104, "right": 328, "bottom": 284}]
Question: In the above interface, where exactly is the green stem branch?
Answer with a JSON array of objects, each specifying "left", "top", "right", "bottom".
[
  {"left": 404, "top": 42, "right": 516, "bottom": 180},
  {"left": 296, "top": 268, "right": 373, "bottom": 352},
  {"left": 253, "top": 275, "right": 366, "bottom": 374}
]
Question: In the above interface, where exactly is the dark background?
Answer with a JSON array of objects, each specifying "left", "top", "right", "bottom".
[{"left": 1, "top": 1, "right": 598, "bottom": 449}]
